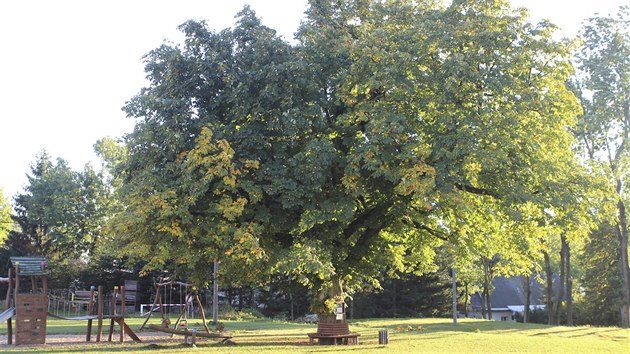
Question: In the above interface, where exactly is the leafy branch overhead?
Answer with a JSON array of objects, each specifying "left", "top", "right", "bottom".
[{"left": 115, "top": 0, "right": 585, "bottom": 300}]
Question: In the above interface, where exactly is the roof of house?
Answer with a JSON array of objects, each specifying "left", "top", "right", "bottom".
[{"left": 470, "top": 275, "right": 545, "bottom": 309}]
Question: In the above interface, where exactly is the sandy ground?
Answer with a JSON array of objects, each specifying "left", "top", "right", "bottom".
[{"left": 0, "top": 331, "right": 219, "bottom": 350}]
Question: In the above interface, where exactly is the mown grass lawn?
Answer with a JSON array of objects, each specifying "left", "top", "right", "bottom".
[{"left": 0, "top": 317, "right": 628, "bottom": 353}]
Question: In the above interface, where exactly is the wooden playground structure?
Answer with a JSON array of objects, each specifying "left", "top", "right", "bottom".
[
  {"left": 1, "top": 259, "right": 233, "bottom": 346},
  {"left": 1, "top": 256, "right": 140, "bottom": 345},
  {"left": 140, "top": 278, "right": 232, "bottom": 343},
  {"left": 1, "top": 257, "right": 49, "bottom": 345},
  {"left": 47, "top": 284, "right": 141, "bottom": 343}
]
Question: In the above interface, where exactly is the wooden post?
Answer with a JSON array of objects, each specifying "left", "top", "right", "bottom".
[
  {"left": 39, "top": 261, "right": 46, "bottom": 294},
  {"left": 14, "top": 262, "right": 20, "bottom": 298},
  {"left": 6, "top": 268, "right": 13, "bottom": 309},
  {"left": 120, "top": 285, "right": 126, "bottom": 342},
  {"left": 97, "top": 285, "right": 103, "bottom": 342},
  {"left": 108, "top": 286, "right": 118, "bottom": 342},
  {"left": 86, "top": 286, "right": 95, "bottom": 341},
  {"left": 159, "top": 284, "right": 166, "bottom": 322},
  {"left": 173, "top": 302, "right": 185, "bottom": 332},
  {"left": 140, "top": 283, "right": 161, "bottom": 330},
  {"left": 212, "top": 260, "right": 219, "bottom": 325},
  {"left": 195, "top": 293, "right": 211, "bottom": 334},
  {"left": 7, "top": 317, "right": 12, "bottom": 345}
]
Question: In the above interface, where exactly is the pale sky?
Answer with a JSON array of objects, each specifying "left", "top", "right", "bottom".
[{"left": 0, "top": 0, "right": 626, "bottom": 201}]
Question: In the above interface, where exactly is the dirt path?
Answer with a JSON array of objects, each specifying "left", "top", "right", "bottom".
[{"left": 0, "top": 331, "right": 211, "bottom": 349}]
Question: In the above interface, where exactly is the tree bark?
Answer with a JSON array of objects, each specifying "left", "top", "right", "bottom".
[
  {"left": 543, "top": 250, "right": 554, "bottom": 325},
  {"left": 480, "top": 287, "right": 487, "bottom": 320},
  {"left": 486, "top": 285, "right": 493, "bottom": 321},
  {"left": 554, "top": 234, "right": 567, "bottom": 325},
  {"left": 212, "top": 260, "right": 219, "bottom": 325},
  {"left": 566, "top": 240, "right": 573, "bottom": 326},
  {"left": 523, "top": 274, "right": 531, "bottom": 323},
  {"left": 464, "top": 283, "right": 469, "bottom": 318},
  {"left": 615, "top": 195, "right": 630, "bottom": 328},
  {"left": 481, "top": 256, "right": 496, "bottom": 320},
  {"left": 452, "top": 268, "right": 457, "bottom": 325},
  {"left": 392, "top": 279, "right": 397, "bottom": 316}
]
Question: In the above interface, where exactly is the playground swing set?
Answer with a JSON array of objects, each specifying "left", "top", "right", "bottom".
[
  {"left": 139, "top": 278, "right": 232, "bottom": 343},
  {"left": 1, "top": 258, "right": 233, "bottom": 346},
  {"left": 0, "top": 257, "right": 140, "bottom": 345}
]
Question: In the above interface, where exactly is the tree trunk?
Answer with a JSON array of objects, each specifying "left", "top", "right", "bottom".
[
  {"left": 289, "top": 292, "right": 294, "bottom": 321},
  {"left": 480, "top": 288, "right": 487, "bottom": 320},
  {"left": 543, "top": 250, "right": 554, "bottom": 325},
  {"left": 486, "top": 286, "right": 493, "bottom": 321},
  {"left": 212, "top": 260, "right": 219, "bottom": 325},
  {"left": 316, "top": 277, "right": 347, "bottom": 326},
  {"left": 481, "top": 256, "right": 496, "bottom": 320},
  {"left": 452, "top": 267, "right": 457, "bottom": 325},
  {"left": 464, "top": 283, "right": 469, "bottom": 318},
  {"left": 554, "top": 234, "right": 567, "bottom": 325},
  {"left": 392, "top": 279, "right": 397, "bottom": 316},
  {"left": 566, "top": 240, "right": 573, "bottom": 326},
  {"left": 615, "top": 194, "right": 630, "bottom": 328},
  {"left": 523, "top": 274, "right": 531, "bottom": 323}
]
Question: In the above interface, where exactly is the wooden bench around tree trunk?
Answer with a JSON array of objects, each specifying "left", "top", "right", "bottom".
[{"left": 307, "top": 322, "right": 360, "bottom": 345}]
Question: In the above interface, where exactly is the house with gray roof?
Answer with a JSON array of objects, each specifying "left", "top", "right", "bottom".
[{"left": 469, "top": 275, "right": 546, "bottom": 321}]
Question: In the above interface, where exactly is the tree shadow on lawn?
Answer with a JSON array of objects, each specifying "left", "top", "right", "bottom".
[
  {"left": 380, "top": 321, "right": 506, "bottom": 332},
  {"left": 530, "top": 327, "right": 611, "bottom": 336}
]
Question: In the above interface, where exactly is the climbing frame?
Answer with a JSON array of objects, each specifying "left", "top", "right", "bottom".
[{"left": 10, "top": 257, "right": 48, "bottom": 345}]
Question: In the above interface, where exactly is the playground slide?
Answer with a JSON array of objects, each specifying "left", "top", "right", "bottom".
[{"left": 0, "top": 307, "right": 15, "bottom": 323}]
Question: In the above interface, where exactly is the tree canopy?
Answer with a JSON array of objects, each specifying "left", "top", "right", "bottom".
[
  {"left": 575, "top": 5, "right": 630, "bottom": 327},
  {"left": 7, "top": 151, "right": 111, "bottom": 285},
  {"left": 114, "top": 0, "right": 583, "bottom": 314}
]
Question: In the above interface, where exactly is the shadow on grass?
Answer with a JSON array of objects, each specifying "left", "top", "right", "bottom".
[{"left": 530, "top": 327, "right": 605, "bottom": 336}]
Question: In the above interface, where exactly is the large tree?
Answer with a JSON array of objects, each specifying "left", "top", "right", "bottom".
[
  {"left": 575, "top": 6, "right": 630, "bottom": 327},
  {"left": 9, "top": 151, "right": 111, "bottom": 287},
  {"left": 577, "top": 223, "right": 624, "bottom": 326},
  {"left": 117, "top": 0, "right": 582, "bottom": 316}
]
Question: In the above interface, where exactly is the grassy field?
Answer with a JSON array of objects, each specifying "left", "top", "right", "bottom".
[{"left": 0, "top": 317, "right": 628, "bottom": 353}]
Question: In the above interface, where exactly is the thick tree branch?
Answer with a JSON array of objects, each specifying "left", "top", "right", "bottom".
[
  {"left": 454, "top": 182, "right": 499, "bottom": 199},
  {"left": 404, "top": 218, "right": 449, "bottom": 241}
]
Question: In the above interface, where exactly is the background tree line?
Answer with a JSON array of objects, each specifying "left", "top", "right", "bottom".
[{"left": 0, "top": 0, "right": 628, "bottom": 327}]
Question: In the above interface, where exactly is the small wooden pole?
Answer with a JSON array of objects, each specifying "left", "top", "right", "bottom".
[
  {"left": 97, "top": 286, "right": 103, "bottom": 342},
  {"left": 6, "top": 267, "right": 13, "bottom": 345},
  {"left": 173, "top": 295, "right": 186, "bottom": 331},
  {"left": 140, "top": 283, "right": 161, "bottom": 330},
  {"left": 7, "top": 317, "right": 12, "bottom": 345},
  {"left": 120, "top": 285, "right": 126, "bottom": 342},
  {"left": 212, "top": 261, "right": 219, "bottom": 325},
  {"left": 108, "top": 286, "right": 118, "bottom": 342},
  {"left": 159, "top": 284, "right": 166, "bottom": 321},
  {"left": 14, "top": 263, "right": 20, "bottom": 298},
  {"left": 86, "top": 286, "right": 95, "bottom": 341},
  {"left": 41, "top": 261, "right": 48, "bottom": 301},
  {"left": 6, "top": 268, "right": 13, "bottom": 309},
  {"left": 195, "top": 293, "right": 211, "bottom": 334}
]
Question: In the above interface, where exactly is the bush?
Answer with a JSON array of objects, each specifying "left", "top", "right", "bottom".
[
  {"left": 219, "top": 305, "right": 265, "bottom": 321},
  {"left": 514, "top": 308, "right": 547, "bottom": 324}
]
